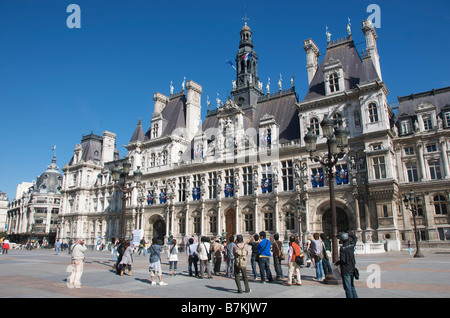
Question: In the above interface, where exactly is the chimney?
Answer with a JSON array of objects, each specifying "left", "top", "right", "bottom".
[
  {"left": 102, "top": 131, "right": 116, "bottom": 163},
  {"left": 185, "top": 80, "right": 203, "bottom": 140},
  {"left": 362, "top": 19, "right": 382, "bottom": 81},
  {"left": 303, "top": 39, "right": 320, "bottom": 86}
]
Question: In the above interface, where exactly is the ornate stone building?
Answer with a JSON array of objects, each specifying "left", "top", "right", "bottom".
[
  {"left": 56, "top": 20, "right": 450, "bottom": 251},
  {"left": 6, "top": 155, "right": 63, "bottom": 244}
]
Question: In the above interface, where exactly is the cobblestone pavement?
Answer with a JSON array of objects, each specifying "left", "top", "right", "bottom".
[{"left": 1, "top": 247, "right": 449, "bottom": 301}]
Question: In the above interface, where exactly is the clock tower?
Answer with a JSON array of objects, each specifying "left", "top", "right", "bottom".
[{"left": 230, "top": 22, "right": 264, "bottom": 110}]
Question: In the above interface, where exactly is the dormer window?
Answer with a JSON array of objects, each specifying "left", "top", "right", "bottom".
[
  {"left": 422, "top": 114, "right": 433, "bottom": 131},
  {"left": 328, "top": 72, "right": 340, "bottom": 93},
  {"left": 323, "top": 59, "right": 344, "bottom": 96},
  {"left": 310, "top": 118, "right": 320, "bottom": 135},
  {"left": 368, "top": 103, "right": 379, "bottom": 123},
  {"left": 400, "top": 119, "right": 412, "bottom": 135},
  {"left": 444, "top": 112, "right": 450, "bottom": 128},
  {"left": 152, "top": 123, "right": 159, "bottom": 138}
]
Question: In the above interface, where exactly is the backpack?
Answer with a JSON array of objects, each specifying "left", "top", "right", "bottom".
[
  {"left": 235, "top": 245, "right": 247, "bottom": 268},
  {"left": 311, "top": 240, "right": 323, "bottom": 258}
]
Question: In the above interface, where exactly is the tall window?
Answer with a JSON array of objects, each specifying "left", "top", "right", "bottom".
[
  {"left": 445, "top": 112, "right": 450, "bottom": 128},
  {"left": 328, "top": 72, "right": 340, "bottom": 93},
  {"left": 209, "top": 215, "right": 217, "bottom": 233},
  {"left": 422, "top": 115, "right": 433, "bottom": 131},
  {"left": 152, "top": 123, "right": 159, "bottom": 138},
  {"left": 310, "top": 118, "right": 320, "bottom": 135},
  {"left": 150, "top": 153, "right": 155, "bottom": 167},
  {"left": 242, "top": 166, "right": 253, "bottom": 196},
  {"left": 162, "top": 151, "right": 168, "bottom": 165},
  {"left": 224, "top": 169, "right": 234, "bottom": 185},
  {"left": 434, "top": 195, "right": 448, "bottom": 215},
  {"left": 264, "top": 212, "right": 274, "bottom": 231},
  {"left": 406, "top": 164, "right": 419, "bottom": 182},
  {"left": 429, "top": 161, "right": 442, "bottom": 180},
  {"left": 281, "top": 160, "right": 294, "bottom": 191},
  {"left": 368, "top": 103, "right": 379, "bottom": 123},
  {"left": 244, "top": 213, "right": 254, "bottom": 232},
  {"left": 401, "top": 120, "right": 411, "bottom": 135},
  {"left": 178, "top": 216, "right": 186, "bottom": 235},
  {"left": 373, "top": 156, "right": 386, "bottom": 179},
  {"left": 208, "top": 172, "right": 217, "bottom": 199},
  {"left": 178, "top": 176, "right": 186, "bottom": 202},
  {"left": 193, "top": 214, "right": 201, "bottom": 234}
]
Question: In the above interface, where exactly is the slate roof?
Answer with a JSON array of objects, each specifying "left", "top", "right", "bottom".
[
  {"left": 129, "top": 120, "right": 145, "bottom": 143},
  {"left": 303, "top": 38, "right": 380, "bottom": 101},
  {"left": 201, "top": 91, "right": 299, "bottom": 146},
  {"left": 68, "top": 132, "right": 120, "bottom": 165},
  {"left": 144, "top": 94, "right": 186, "bottom": 140},
  {"left": 396, "top": 86, "right": 450, "bottom": 118}
]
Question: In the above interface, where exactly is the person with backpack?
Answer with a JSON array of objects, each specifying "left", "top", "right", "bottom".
[
  {"left": 310, "top": 233, "right": 324, "bottom": 282},
  {"left": 233, "top": 234, "right": 251, "bottom": 294},
  {"left": 197, "top": 236, "right": 212, "bottom": 279},
  {"left": 256, "top": 231, "right": 273, "bottom": 283},
  {"left": 284, "top": 235, "right": 302, "bottom": 286}
]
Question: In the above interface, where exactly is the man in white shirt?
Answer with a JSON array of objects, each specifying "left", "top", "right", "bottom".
[{"left": 68, "top": 238, "right": 87, "bottom": 288}]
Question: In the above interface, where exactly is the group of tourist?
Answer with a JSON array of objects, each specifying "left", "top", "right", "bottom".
[{"left": 66, "top": 231, "right": 358, "bottom": 297}]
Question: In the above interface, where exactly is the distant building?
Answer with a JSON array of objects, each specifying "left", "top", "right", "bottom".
[
  {"left": 6, "top": 155, "right": 63, "bottom": 245},
  {"left": 0, "top": 191, "right": 8, "bottom": 232}
]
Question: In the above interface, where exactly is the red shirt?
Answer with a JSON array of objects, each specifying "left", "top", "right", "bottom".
[{"left": 290, "top": 242, "right": 301, "bottom": 262}]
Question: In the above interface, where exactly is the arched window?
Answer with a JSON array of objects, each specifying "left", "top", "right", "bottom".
[
  {"left": 434, "top": 195, "right": 448, "bottom": 215},
  {"left": 328, "top": 72, "right": 340, "bottom": 93},
  {"left": 310, "top": 118, "right": 320, "bottom": 135},
  {"left": 368, "top": 103, "right": 379, "bottom": 123},
  {"left": 162, "top": 151, "right": 168, "bottom": 165},
  {"left": 333, "top": 113, "right": 342, "bottom": 125},
  {"left": 150, "top": 153, "right": 155, "bottom": 167}
]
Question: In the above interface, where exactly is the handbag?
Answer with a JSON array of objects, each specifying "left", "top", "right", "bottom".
[
  {"left": 354, "top": 268, "right": 359, "bottom": 280},
  {"left": 275, "top": 242, "right": 285, "bottom": 260},
  {"left": 292, "top": 244, "right": 304, "bottom": 265}
]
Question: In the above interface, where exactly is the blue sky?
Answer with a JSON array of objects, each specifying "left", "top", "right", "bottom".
[{"left": 0, "top": 0, "right": 449, "bottom": 201}]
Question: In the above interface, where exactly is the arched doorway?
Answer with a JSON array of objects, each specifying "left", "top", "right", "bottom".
[
  {"left": 322, "top": 207, "right": 349, "bottom": 238},
  {"left": 225, "top": 209, "right": 236, "bottom": 241},
  {"left": 153, "top": 219, "right": 166, "bottom": 245}
]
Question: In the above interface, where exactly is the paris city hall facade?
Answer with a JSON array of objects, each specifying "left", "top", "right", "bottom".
[{"left": 57, "top": 20, "right": 450, "bottom": 253}]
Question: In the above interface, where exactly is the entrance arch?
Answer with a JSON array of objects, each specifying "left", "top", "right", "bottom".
[
  {"left": 322, "top": 207, "right": 349, "bottom": 238},
  {"left": 153, "top": 219, "right": 166, "bottom": 244},
  {"left": 225, "top": 209, "right": 236, "bottom": 241},
  {"left": 146, "top": 215, "right": 166, "bottom": 245}
]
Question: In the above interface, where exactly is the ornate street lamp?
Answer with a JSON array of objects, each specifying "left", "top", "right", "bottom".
[
  {"left": 403, "top": 190, "right": 424, "bottom": 258},
  {"left": 304, "top": 115, "right": 349, "bottom": 284},
  {"left": 112, "top": 159, "right": 143, "bottom": 239}
]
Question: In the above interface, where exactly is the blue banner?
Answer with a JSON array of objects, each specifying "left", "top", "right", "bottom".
[
  {"left": 159, "top": 191, "right": 167, "bottom": 204},
  {"left": 261, "top": 178, "right": 272, "bottom": 193},
  {"left": 336, "top": 168, "right": 348, "bottom": 185},
  {"left": 192, "top": 187, "right": 201, "bottom": 200},
  {"left": 225, "top": 183, "right": 234, "bottom": 197},
  {"left": 311, "top": 171, "right": 324, "bottom": 187}
]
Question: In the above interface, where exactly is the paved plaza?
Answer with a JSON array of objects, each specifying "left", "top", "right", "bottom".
[{"left": 0, "top": 247, "right": 449, "bottom": 300}]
